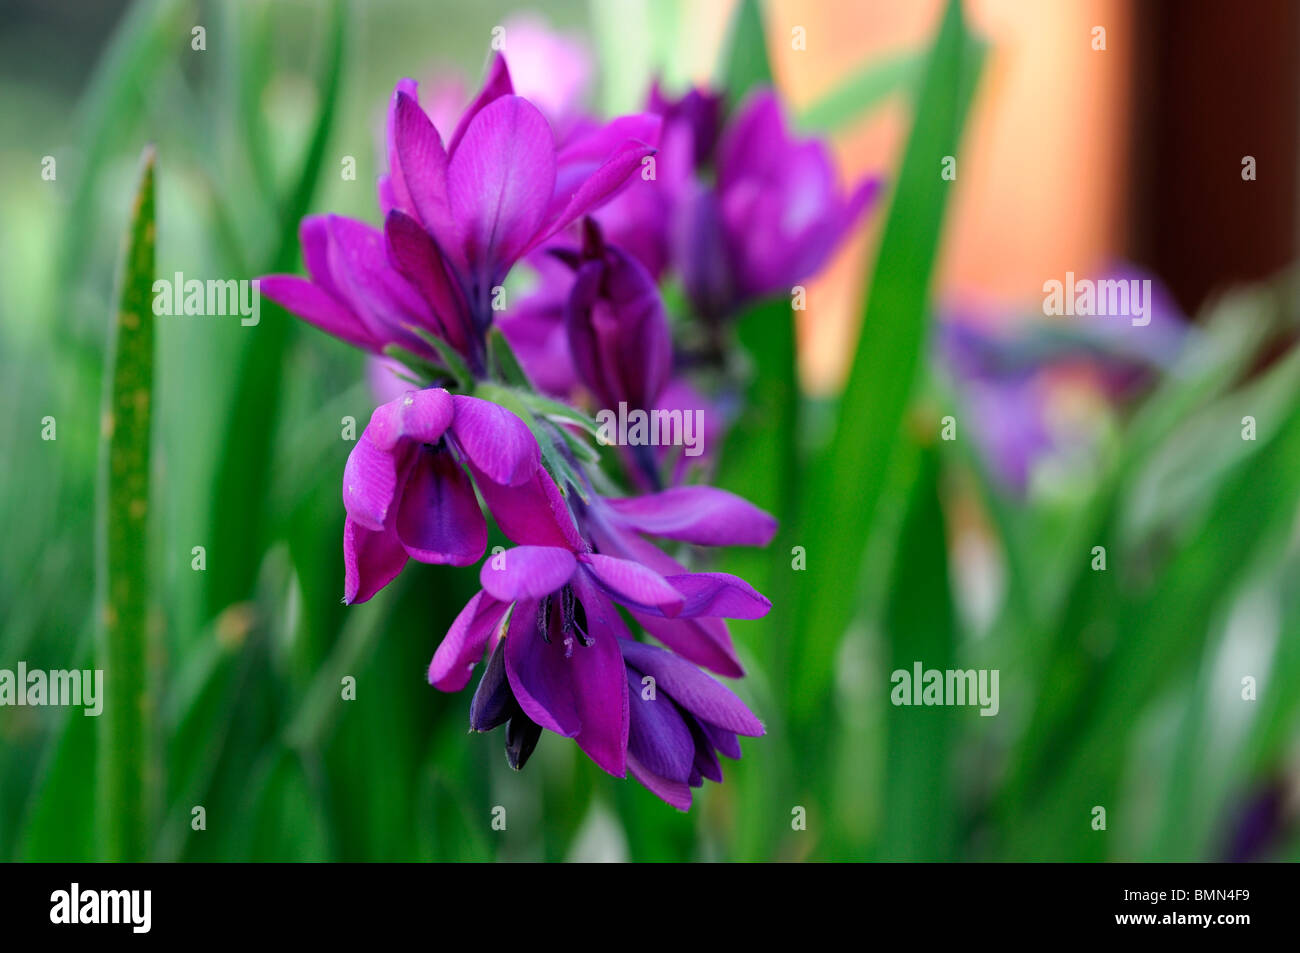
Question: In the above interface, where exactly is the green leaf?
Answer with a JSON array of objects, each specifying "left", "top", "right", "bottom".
[
  {"left": 786, "top": 0, "right": 983, "bottom": 728},
  {"left": 55, "top": 0, "right": 190, "bottom": 318},
  {"left": 95, "top": 145, "right": 158, "bottom": 862},
  {"left": 487, "top": 327, "right": 533, "bottom": 390},
  {"left": 410, "top": 326, "right": 474, "bottom": 391},
  {"left": 798, "top": 51, "right": 924, "bottom": 133},
  {"left": 879, "top": 448, "right": 957, "bottom": 860},
  {"left": 719, "top": 0, "right": 773, "bottom": 100},
  {"left": 205, "top": 0, "right": 347, "bottom": 620}
]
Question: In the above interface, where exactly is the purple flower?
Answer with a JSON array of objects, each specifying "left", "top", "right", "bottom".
[
  {"left": 700, "top": 89, "right": 881, "bottom": 317},
  {"left": 565, "top": 221, "right": 672, "bottom": 412},
  {"left": 621, "top": 639, "right": 763, "bottom": 810},
  {"left": 599, "top": 85, "right": 880, "bottom": 323},
  {"left": 582, "top": 485, "right": 777, "bottom": 677},
  {"left": 428, "top": 542, "right": 769, "bottom": 781},
  {"left": 341, "top": 387, "right": 540, "bottom": 603},
  {"left": 262, "top": 54, "right": 659, "bottom": 373}
]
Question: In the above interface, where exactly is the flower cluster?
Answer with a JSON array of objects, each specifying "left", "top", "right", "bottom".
[{"left": 263, "top": 47, "right": 873, "bottom": 809}]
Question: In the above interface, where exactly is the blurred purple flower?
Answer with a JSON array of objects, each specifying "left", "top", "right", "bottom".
[{"left": 565, "top": 220, "right": 672, "bottom": 412}]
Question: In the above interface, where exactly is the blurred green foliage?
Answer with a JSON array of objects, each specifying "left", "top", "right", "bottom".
[{"left": 2, "top": 0, "right": 1298, "bottom": 862}]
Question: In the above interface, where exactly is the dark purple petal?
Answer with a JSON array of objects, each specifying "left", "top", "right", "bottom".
[
  {"left": 428, "top": 590, "right": 510, "bottom": 691},
  {"left": 661, "top": 572, "right": 772, "bottom": 620},
  {"left": 578, "top": 553, "right": 684, "bottom": 616},
  {"left": 447, "top": 95, "right": 556, "bottom": 283},
  {"left": 383, "top": 209, "right": 470, "bottom": 352},
  {"left": 701, "top": 719, "right": 742, "bottom": 760},
  {"left": 468, "top": 635, "right": 514, "bottom": 730},
  {"left": 396, "top": 447, "right": 487, "bottom": 566},
  {"left": 565, "top": 246, "right": 671, "bottom": 410},
  {"left": 503, "top": 598, "right": 580, "bottom": 736},
  {"left": 569, "top": 604, "right": 629, "bottom": 777},
  {"left": 620, "top": 639, "right": 764, "bottom": 736},
  {"left": 626, "top": 753, "right": 692, "bottom": 810},
  {"left": 626, "top": 664, "right": 696, "bottom": 783},
  {"left": 448, "top": 395, "right": 540, "bottom": 486},
  {"left": 631, "top": 611, "right": 744, "bottom": 678},
  {"left": 343, "top": 517, "right": 408, "bottom": 605},
  {"left": 479, "top": 545, "right": 576, "bottom": 602},
  {"left": 604, "top": 486, "right": 776, "bottom": 546}
]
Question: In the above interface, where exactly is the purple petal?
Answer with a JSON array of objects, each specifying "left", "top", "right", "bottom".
[
  {"left": 447, "top": 95, "right": 556, "bottom": 282},
  {"left": 342, "top": 432, "right": 402, "bottom": 531},
  {"left": 620, "top": 639, "right": 763, "bottom": 736},
  {"left": 365, "top": 387, "right": 455, "bottom": 451},
  {"left": 537, "top": 137, "right": 659, "bottom": 248},
  {"left": 604, "top": 486, "right": 777, "bottom": 546},
  {"left": 631, "top": 611, "right": 744, "bottom": 678},
  {"left": 323, "top": 214, "right": 433, "bottom": 345},
  {"left": 474, "top": 464, "right": 584, "bottom": 550},
  {"left": 392, "top": 91, "right": 460, "bottom": 267},
  {"left": 448, "top": 395, "right": 540, "bottom": 486},
  {"left": 445, "top": 52, "right": 514, "bottom": 157},
  {"left": 259, "top": 275, "right": 375, "bottom": 351},
  {"left": 626, "top": 752, "right": 692, "bottom": 811},
  {"left": 569, "top": 603, "right": 629, "bottom": 777},
  {"left": 343, "top": 517, "right": 408, "bottom": 605},
  {"left": 383, "top": 78, "right": 422, "bottom": 217},
  {"left": 702, "top": 719, "right": 743, "bottom": 760},
  {"left": 503, "top": 598, "right": 580, "bottom": 736},
  {"left": 383, "top": 210, "right": 470, "bottom": 352},
  {"left": 661, "top": 572, "right": 771, "bottom": 620},
  {"left": 396, "top": 447, "right": 487, "bottom": 566},
  {"left": 428, "top": 590, "right": 509, "bottom": 691},
  {"left": 578, "top": 553, "right": 685, "bottom": 616},
  {"left": 479, "top": 545, "right": 576, "bottom": 602},
  {"left": 626, "top": 663, "right": 696, "bottom": 782}
]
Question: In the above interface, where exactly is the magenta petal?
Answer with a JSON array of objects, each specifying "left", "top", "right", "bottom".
[
  {"left": 365, "top": 387, "right": 454, "bottom": 451},
  {"left": 259, "top": 275, "right": 375, "bottom": 350},
  {"left": 476, "top": 464, "right": 584, "bottom": 549},
  {"left": 447, "top": 95, "right": 556, "bottom": 281},
  {"left": 631, "top": 611, "right": 744, "bottom": 678},
  {"left": 342, "top": 433, "right": 400, "bottom": 531},
  {"left": 620, "top": 639, "right": 763, "bottom": 736},
  {"left": 392, "top": 91, "right": 460, "bottom": 265},
  {"left": 605, "top": 486, "right": 777, "bottom": 546},
  {"left": 449, "top": 395, "right": 540, "bottom": 486},
  {"left": 446, "top": 52, "right": 514, "bottom": 157},
  {"left": 503, "top": 599, "right": 580, "bottom": 736},
  {"left": 396, "top": 448, "right": 487, "bottom": 566},
  {"left": 578, "top": 554, "right": 684, "bottom": 616},
  {"left": 627, "top": 752, "right": 692, "bottom": 810},
  {"left": 343, "top": 517, "right": 408, "bottom": 605},
  {"left": 479, "top": 545, "right": 576, "bottom": 602},
  {"left": 428, "top": 590, "right": 509, "bottom": 691},
  {"left": 384, "top": 78, "right": 422, "bottom": 217},
  {"left": 569, "top": 602, "right": 629, "bottom": 777},
  {"left": 660, "top": 572, "right": 771, "bottom": 620},
  {"left": 626, "top": 663, "right": 696, "bottom": 782},
  {"left": 537, "top": 138, "right": 658, "bottom": 249},
  {"left": 383, "top": 210, "right": 471, "bottom": 351}
]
